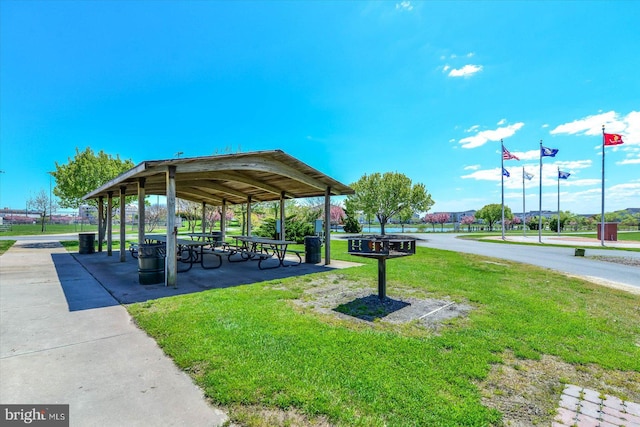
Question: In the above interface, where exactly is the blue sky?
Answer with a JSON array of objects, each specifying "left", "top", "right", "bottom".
[{"left": 1, "top": 0, "right": 638, "bottom": 216}]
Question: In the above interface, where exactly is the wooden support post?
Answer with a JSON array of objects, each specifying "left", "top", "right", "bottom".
[
  {"left": 246, "top": 196, "right": 252, "bottom": 236},
  {"left": 280, "top": 191, "right": 285, "bottom": 240},
  {"left": 221, "top": 199, "right": 227, "bottom": 242},
  {"left": 166, "top": 166, "right": 177, "bottom": 287},
  {"left": 202, "top": 201, "right": 206, "bottom": 234},
  {"left": 97, "top": 197, "right": 104, "bottom": 252},
  {"left": 119, "top": 185, "right": 126, "bottom": 262},
  {"left": 107, "top": 192, "right": 113, "bottom": 256},
  {"left": 137, "top": 178, "right": 145, "bottom": 246},
  {"left": 324, "top": 186, "right": 331, "bottom": 265}
]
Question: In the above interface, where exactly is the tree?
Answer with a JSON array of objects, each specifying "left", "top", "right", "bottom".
[
  {"left": 347, "top": 172, "right": 433, "bottom": 235},
  {"left": 52, "top": 147, "right": 135, "bottom": 237},
  {"left": 342, "top": 201, "right": 362, "bottom": 233},
  {"left": 476, "top": 203, "right": 512, "bottom": 231},
  {"left": 461, "top": 215, "right": 475, "bottom": 232},
  {"left": 28, "top": 189, "right": 56, "bottom": 232},
  {"left": 435, "top": 212, "right": 450, "bottom": 231},
  {"left": 423, "top": 213, "right": 437, "bottom": 231},
  {"left": 146, "top": 203, "right": 166, "bottom": 232}
]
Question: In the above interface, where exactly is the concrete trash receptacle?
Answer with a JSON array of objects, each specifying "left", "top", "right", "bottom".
[
  {"left": 78, "top": 233, "right": 96, "bottom": 254},
  {"left": 304, "top": 236, "right": 321, "bottom": 264},
  {"left": 138, "top": 244, "right": 165, "bottom": 285}
]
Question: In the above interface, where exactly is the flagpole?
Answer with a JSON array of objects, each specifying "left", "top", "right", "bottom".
[
  {"left": 501, "top": 139, "right": 505, "bottom": 240},
  {"left": 538, "top": 140, "right": 543, "bottom": 243},
  {"left": 557, "top": 167, "right": 561, "bottom": 235},
  {"left": 522, "top": 167, "right": 526, "bottom": 237},
  {"left": 601, "top": 125, "right": 605, "bottom": 247}
]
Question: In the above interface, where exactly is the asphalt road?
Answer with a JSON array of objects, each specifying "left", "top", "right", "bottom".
[{"left": 409, "top": 233, "right": 640, "bottom": 291}]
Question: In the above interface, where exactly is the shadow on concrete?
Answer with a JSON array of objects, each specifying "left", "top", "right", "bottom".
[
  {"left": 51, "top": 253, "right": 120, "bottom": 311},
  {"left": 333, "top": 294, "right": 411, "bottom": 322},
  {"left": 70, "top": 250, "right": 359, "bottom": 305},
  {"left": 20, "top": 242, "right": 64, "bottom": 249}
]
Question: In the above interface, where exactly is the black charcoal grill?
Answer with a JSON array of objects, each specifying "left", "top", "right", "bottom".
[{"left": 347, "top": 235, "right": 416, "bottom": 300}]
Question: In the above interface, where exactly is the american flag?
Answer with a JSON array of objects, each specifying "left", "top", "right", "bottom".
[{"left": 502, "top": 145, "right": 520, "bottom": 160}]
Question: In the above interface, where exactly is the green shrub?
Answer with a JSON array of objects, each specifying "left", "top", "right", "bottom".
[{"left": 255, "top": 215, "right": 314, "bottom": 243}]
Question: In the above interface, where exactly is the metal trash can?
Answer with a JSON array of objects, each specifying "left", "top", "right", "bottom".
[
  {"left": 138, "top": 244, "right": 165, "bottom": 285},
  {"left": 78, "top": 233, "right": 96, "bottom": 254},
  {"left": 304, "top": 236, "right": 322, "bottom": 264}
]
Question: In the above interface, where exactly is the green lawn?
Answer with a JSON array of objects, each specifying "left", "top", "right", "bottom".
[
  {"left": 128, "top": 240, "right": 640, "bottom": 426},
  {"left": 0, "top": 240, "right": 16, "bottom": 255}
]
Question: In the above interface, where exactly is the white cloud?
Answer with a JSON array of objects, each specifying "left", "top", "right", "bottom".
[
  {"left": 554, "top": 160, "right": 592, "bottom": 170},
  {"left": 542, "top": 124, "right": 549, "bottom": 128},
  {"left": 464, "top": 164, "right": 481, "bottom": 171},
  {"left": 497, "top": 119, "right": 506, "bottom": 126},
  {"left": 461, "top": 168, "right": 502, "bottom": 181},
  {"left": 442, "top": 64, "right": 451, "bottom": 73},
  {"left": 516, "top": 149, "right": 541, "bottom": 161},
  {"left": 448, "top": 64, "right": 483, "bottom": 78},
  {"left": 465, "top": 124, "right": 480, "bottom": 133},
  {"left": 466, "top": 52, "right": 475, "bottom": 58},
  {"left": 550, "top": 110, "right": 639, "bottom": 146},
  {"left": 458, "top": 122, "right": 524, "bottom": 149},
  {"left": 618, "top": 157, "right": 640, "bottom": 165},
  {"left": 395, "top": 1, "right": 413, "bottom": 12}
]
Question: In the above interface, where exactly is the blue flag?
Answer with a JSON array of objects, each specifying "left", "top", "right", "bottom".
[
  {"left": 558, "top": 170, "right": 571, "bottom": 179},
  {"left": 541, "top": 146, "right": 559, "bottom": 157},
  {"left": 502, "top": 168, "right": 510, "bottom": 177},
  {"left": 524, "top": 171, "right": 534, "bottom": 180}
]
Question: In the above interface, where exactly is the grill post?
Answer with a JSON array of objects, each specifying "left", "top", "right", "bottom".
[{"left": 378, "top": 257, "right": 387, "bottom": 300}]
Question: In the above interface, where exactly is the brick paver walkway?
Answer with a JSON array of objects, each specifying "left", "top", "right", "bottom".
[{"left": 554, "top": 384, "right": 640, "bottom": 427}]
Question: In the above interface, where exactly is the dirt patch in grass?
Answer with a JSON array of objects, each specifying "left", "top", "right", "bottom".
[
  {"left": 290, "top": 274, "right": 472, "bottom": 331},
  {"left": 478, "top": 350, "right": 640, "bottom": 426},
  {"left": 227, "top": 404, "right": 333, "bottom": 427}
]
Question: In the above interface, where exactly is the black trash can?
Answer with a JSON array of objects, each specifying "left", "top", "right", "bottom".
[
  {"left": 304, "top": 236, "right": 322, "bottom": 264},
  {"left": 138, "top": 244, "right": 165, "bottom": 285},
  {"left": 78, "top": 233, "right": 96, "bottom": 254}
]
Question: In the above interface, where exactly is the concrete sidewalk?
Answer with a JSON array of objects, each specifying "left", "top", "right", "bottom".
[{"left": 0, "top": 240, "right": 228, "bottom": 426}]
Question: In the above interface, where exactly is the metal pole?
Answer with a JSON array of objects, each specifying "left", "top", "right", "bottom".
[
  {"left": 522, "top": 167, "right": 526, "bottom": 237},
  {"left": 378, "top": 257, "right": 387, "bottom": 300},
  {"left": 601, "top": 125, "right": 606, "bottom": 247},
  {"left": 501, "top": 140, "right": 505, "bottom": 240},
  {"left": 538, "top": 140, "right": 543, "bottom": 243},
  {"left": 557, "top": 167, "right": 560, "bottom": 235}
]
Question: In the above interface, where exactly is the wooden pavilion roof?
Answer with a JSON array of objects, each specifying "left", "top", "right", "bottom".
[{"left": 82, "top": 150, "right": 354, "bottom": 205}]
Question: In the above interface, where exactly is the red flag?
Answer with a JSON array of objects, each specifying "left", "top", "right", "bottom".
[
  {"left": 604, "top": 133, "right": 624, "bottom": 146},
  {"left": 502, "top": 146, "right": 520, "bottom": 160}
]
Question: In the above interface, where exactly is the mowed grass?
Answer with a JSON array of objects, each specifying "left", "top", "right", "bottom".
[{"left": 128, "top": 240, "right": 640, "bottom": 426}]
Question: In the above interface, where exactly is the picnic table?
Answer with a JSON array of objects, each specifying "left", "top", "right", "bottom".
[
  {"left": 187, "top": 232, "right": 223, "bottom": 248},
  {"left": 225, "top": 235, "right": 300, "bottom": 269},
  {"left": 145, "top": 234, "right": 222, "bottom": 271}
]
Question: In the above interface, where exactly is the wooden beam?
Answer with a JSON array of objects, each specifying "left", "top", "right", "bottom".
[
  {"left": 200, "top": 171, "right": 292, "bottom": 198},
  {"left": 176, "top": 189, "right": 222, "bottom": 205},
  {"left": 177, "top": 179, "right": 252, "bottom": 200}
]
